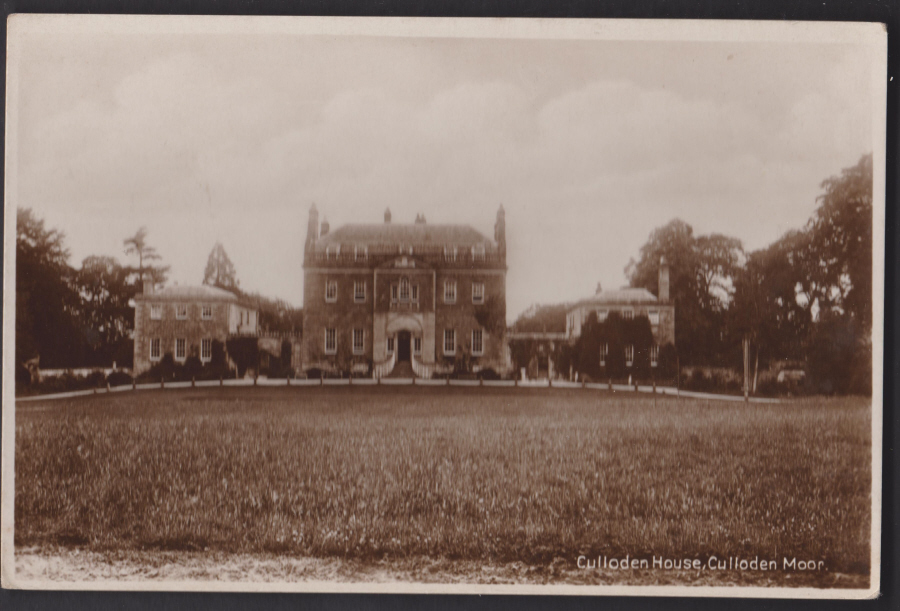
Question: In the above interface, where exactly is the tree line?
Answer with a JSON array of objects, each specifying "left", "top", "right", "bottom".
[
  {"left": 16, "top": 212, "right": 302, "bottom": 381},
  {"left": 513, "top": 154, "right": 873, "bottom": 394}
]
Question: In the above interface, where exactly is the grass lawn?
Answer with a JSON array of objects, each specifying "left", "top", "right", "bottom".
[{"left": 14, "top": 387, "right": 872, "bottom": 587}]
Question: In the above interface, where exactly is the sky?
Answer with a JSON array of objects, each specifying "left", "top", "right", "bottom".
[{"left": 10, "top": 20, "right": 878, "bottom": 321}]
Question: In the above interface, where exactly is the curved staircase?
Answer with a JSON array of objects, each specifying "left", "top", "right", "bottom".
[{"left": 386, "top": 360, "right": 415, "bottom": 378}]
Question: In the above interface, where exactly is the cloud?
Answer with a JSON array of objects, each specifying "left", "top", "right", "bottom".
[{"left": 14, "top": 34, "right": 876, "bottom": 320}]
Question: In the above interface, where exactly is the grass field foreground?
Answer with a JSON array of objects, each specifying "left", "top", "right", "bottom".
[{"left": 15, "top": 387, "right": 871, "bottom": 587}]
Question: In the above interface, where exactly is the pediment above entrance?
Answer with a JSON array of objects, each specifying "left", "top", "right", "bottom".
[{"left": 375, "top": 255, "right": 434, "bottom": 271}]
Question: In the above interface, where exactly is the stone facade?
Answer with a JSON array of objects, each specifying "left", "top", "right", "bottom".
[
  {"left": 133, "top": 284, "right": 258, "bottom": 376},
  {"left": 301, "top": 206, "right": 510, "bottom": 377},
  {"left": 565, "top": 261, "right": 676, "bottom": 367}
]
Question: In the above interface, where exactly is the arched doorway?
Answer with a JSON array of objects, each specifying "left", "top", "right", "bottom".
[{"left": 397, "top": 330, "right": 412, "bottom": 362}]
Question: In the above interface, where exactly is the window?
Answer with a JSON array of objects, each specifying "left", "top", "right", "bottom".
[
  {"left": 600, "top": 343, "right": 608, "bottom": 367},
  {"left": 444, "top": 280, "right": 457, "bottom": 304},
  {"left": 596, "top": 309, "right": 608, "bottom": 322},
  {"left": 648, "top": 309, "right": 660, "bottom": 325},
  {"left": 471, "top": 329, "right": 484, "bottom": 355},
  {"left": 150, "top": 338, "right": 161, "bottom": 361},
  {"left": 413, "top": 337, "right": 422, "bottom": 354},
  {"left": 201, "top": 305, "right": 213, "bottom": 320},
  {"left": 150, "top": 304, "right": 162, "bottom": 320},
  {"left": 387, "top": 337, "right": 394, "bottom": 354},
  {"left": 352, "top": 329, "right": 364, "bottom": 354},
  {"left": 472, "top": 243, "right": 486, "bottom": 261},
  {"left": 411, "top": 285, "right": 419, "bottom": 302},
  {"left": 325, "top": 280, "right": 338, "bottom": 303},
  {"left": 651, "top": 344, "right": 659, "bottom": 367},
  {"left": 175, "top": 338, "right": 186, "bottom": 361},
  {"left": 444, "top": 246, "right": 458, "bottom": 262},
  {"left": 472, "top": 282, "right": 485, "bottom": 304},
  {"left": 443, "top": 329, "right": 456, "bottom": 355},
  {"left": 175, "top": 304, "right": 188, "bottom": 320},
  {"left": 391, "top": 285, "right": 398, "bottom": 302},
  {"left": 354, "top": 281, "right": 366, "bottom": 303},
  {"left": 326, "top": 245, "right": 341, "bottom": 260},
  {"left": 354, "top": 245, "right": 368, "bottom": 261},
  {"left": 324, "top": 328, "right": 337, "bottom": 354},
  {"left": 622, "top": 309, "right": 634, "bottom": 321},
  {"left": 625, "top": 344, "right": 634, "bottom": 367},
  {"left": 201, "top": 338, "right": 212, "bottom": 362},
  {"left": 399, "top": 277, "right": 410, "bottom": 302}
]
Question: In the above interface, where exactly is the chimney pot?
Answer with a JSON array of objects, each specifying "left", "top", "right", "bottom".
[
  {"left": 384, "top": 208, "right": 392, "bottom": 224},
  {"left": 595, "top": 282, "right": 603, "bottom": 295}
]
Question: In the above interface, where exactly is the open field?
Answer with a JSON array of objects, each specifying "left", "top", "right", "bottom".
[{"left": 14, "top": 387, "right": 871, "bottom": 587}]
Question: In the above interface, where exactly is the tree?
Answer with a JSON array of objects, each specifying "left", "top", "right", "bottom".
[
  {"left": 203, "top": 242, "right": 239, "bottom": 290},
  {"left": 16, "top": 208, "right": 89, "bottom": 368},
  {"left": 625, "top": 219, "right": 743, "bottom": 365},
  {"left": 511, "top": 303, "right": 569, "bottom": 333},
  {"left": 728, "top": 154, "right": 873, "bottom": 394},
  {"left": 807, "top": 153, "right": 873, "bottom": 329},
  {"left": 123, "top": 227, "right": 169, "bottom": 288},
  {"left": 75, "top": 255, "right": 136, "bottom": 365}
]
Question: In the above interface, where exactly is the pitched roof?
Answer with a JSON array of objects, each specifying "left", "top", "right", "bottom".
[
  {"left": 572, "top": 287, "right": 659, "bottom": 308},
  {"left": 137, "top": 284, "right": 242, "bottom": 303},
  {"left": 316, "top": 223, "right": 492, "bottom": 250}
]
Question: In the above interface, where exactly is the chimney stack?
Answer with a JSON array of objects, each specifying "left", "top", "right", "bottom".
[
  {"left": 306, "top": 204, "right": 320, "bottom": 249},
  {"left": 384, "top": 208, "right": 392, "bottom": 224},
  {"left": 595, "top": 281, "right": 603, "bottom": 295},
  {"left": 415, "top": 213, "right": 426, "bottom": 224},
  {"left": 494, "top": 205, "right": 506, "bottom": 258},
  {"left": 658, "top": 256, "right": 670, "bottom": 303},
  {"left": 143, "top": 277, "right": 155, "bottom": 295},
  {"left": 320, "top": 218, "right": 330, "bottom": 237}
]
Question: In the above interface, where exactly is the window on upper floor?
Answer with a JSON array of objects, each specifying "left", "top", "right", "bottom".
[
  {"left": 596, "top": 309, "right": 608, "bottom": 322},
  {"left": 472, "top": 329, "right": 484, "bottom": 355},
  {"left": 443, "top": 246, "right": 458, "bottom": 262},
  {"left": 411, "top": 285, "right": 419, "bottom": 303},
  {"left": 444, "top": 280, "right": 457, "bottom": 304},
  {"left": 648, "top": 309, "right": 660, "bottom": 325},
  {"left": 325, "top": 280, "right": 338, "bottom": 303},
  {"left": 354, "top": 245, "right": 368, "bottom": 262},
  {"left": 472, "top": 282, "right": 485, "bottom": 304},
  {"left": 354, "top": 281, "right": 366, "bottom": 303},
  {"left": 472, "top": 243, "right": 486, "bottom": 261},
  {"left": 443, "top": 329, "right": 456, "bottom": 355},
  {"left": 391, "top": 284, "right": 398, "bottom": 303},
  {"left": 326, "top": 244, "right": 341, "bottom": 260},
  {"left": 175, "top": 304, "right": 187, "bottom": 320},
  {"left": 150, "top": 304, "right": 162, "bottom": 320},
  {"left": 201, "top": 305, "right": 213, "bottom": 320},
  {"left": 324, "top": 328, "right": 337, "bottom": 354},
  {"left": 399, "top": 277, "right": 410, "bottom": 302},
  {"left": 622, "top": 308, "right": 634, "bottom": 321}
]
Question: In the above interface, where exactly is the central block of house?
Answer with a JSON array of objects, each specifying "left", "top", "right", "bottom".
[{"left": 301, "top": 206, "right": 509, "bottom": 378}]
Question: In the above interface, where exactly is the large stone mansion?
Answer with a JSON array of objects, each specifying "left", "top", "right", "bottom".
[{"left": 301, "top": 206, "right": 510, "bottom": 378}]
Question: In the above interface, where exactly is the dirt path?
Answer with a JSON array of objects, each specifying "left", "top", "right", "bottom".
[{"left": 10, "top": 547, "right": 867, "bottom": 590}]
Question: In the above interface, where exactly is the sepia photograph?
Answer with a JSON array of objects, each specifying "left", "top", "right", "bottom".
[{"left": 1, "top": 15, "right": 887, "bottom": 598}]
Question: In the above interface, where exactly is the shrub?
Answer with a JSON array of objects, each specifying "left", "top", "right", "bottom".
[{"left": 106, "top": 371, "right": 133, "bottom": 387}]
